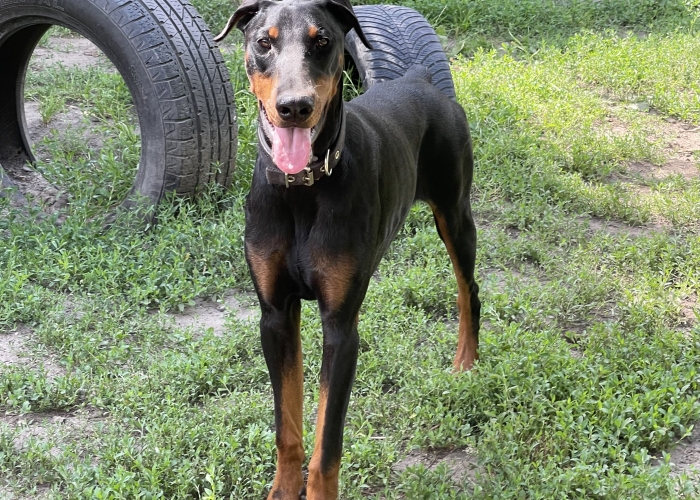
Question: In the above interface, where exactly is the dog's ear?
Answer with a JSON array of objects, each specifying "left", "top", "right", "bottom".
[
  {"left": 325, "top": 0, "right": 373, "bottom": 50},
  {"left": 214, "top": 0, "right": 262, "bottom": 42}
]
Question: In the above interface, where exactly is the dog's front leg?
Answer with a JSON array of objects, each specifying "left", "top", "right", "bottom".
[
  {"left": 260, "top": 299, "right": 305, "bottom": 500},
  {"left": 305, "top": 310, "right": 360, "bottom": 500}
]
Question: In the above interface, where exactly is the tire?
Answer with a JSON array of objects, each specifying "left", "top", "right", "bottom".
[
  {"left": 0, "top": 0, "right": 237, "bottom": 213},
  {"left": 345, "top": 5, "right": 456, "bottom": 101}
]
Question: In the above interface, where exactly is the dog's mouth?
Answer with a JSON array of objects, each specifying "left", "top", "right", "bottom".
[{"left": 259, "top": 102, "right": 319, "bottom": 175}]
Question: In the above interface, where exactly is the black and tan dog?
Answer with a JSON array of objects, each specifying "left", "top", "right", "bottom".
[{"left": 214, "top": 1, "right": 480, "bottom": 498}]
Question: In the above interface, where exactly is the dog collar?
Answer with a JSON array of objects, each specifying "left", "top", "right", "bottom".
[{"left": 259, "top": 106, "right": 347, "bottom": 188}]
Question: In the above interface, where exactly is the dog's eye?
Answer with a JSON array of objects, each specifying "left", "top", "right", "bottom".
[
  {"left": 258, "top": 38, "right": 271, "bottom": 50},
  {"left": 316, "top": 37, "right": 329, "bottom": 48}
]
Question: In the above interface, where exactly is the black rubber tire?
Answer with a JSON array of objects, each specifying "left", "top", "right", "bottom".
[
  {"left": 345, "top": 5, "right": 456, "bottom": 101},
  {"left": 0, "top": 0, "right": 237, "bottom": 212}
]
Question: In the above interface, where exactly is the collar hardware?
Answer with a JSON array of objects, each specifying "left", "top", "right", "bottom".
[
  {"left": 301, "top": 167, "right": 314, "bottom": 186},
  {"left": 321, "top": 150, "right": 332, "bottom": 177}
]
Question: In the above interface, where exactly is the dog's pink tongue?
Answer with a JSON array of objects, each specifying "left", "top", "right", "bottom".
[{"left": 272, "top": 126, "right": 311, "bottom": 174}]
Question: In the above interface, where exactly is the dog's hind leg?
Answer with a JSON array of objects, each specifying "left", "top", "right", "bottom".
[{"left": 428, "top": 200, "right": 481, "bottom": 371}]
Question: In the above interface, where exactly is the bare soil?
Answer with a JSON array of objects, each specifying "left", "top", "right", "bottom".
[
  {"left": 619, "top": 111, "right": 700, "bottom": 183},
  {"left": 31, "top": 36, "right": 108, "bottom": 70},
  {"left": 587, "top": 216, "right": 659, "bottom": 237},
  {"left": 603, "top": 102, "right": 700, "bottom": 204},
  {"left": 679, "top": 293, "right": 698, "bottom": 333},
  {"left": 1, "top": 408, "right": 105, "bottom": 453},
  {"left": 393, "top": 447, "right": 480, "bottom": 489},
  {"left": 167, "top": 289, "right": 259, "bottom": 336},
  {"left": 0, "top": 325, "right": 65, "bottom": 379},
  {"left": 668, "top": 426, "right": 700, "bottom": 482},
  {"left": 0, "top": 408, "right": 104, "bottom": 500}
]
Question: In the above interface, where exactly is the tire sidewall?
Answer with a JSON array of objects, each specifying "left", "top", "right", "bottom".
[{"left": 1, "top": 0, "right": 173, "bottom": 206}]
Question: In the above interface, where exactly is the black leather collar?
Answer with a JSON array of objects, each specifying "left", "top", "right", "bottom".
[{"left": 259, "top": 105, "right": 347, "bottom": 187}]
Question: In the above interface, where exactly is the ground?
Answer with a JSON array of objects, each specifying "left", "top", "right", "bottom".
[{"left": 0, "top": 16, "right": 700, "bottom": 500}]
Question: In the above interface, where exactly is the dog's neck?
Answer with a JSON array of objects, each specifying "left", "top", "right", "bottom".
[{"left": 311, "top": 88, "right": 345, "bottom": 160}]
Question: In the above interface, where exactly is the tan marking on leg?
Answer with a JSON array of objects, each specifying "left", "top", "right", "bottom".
[
  {"left": 311, "top": 385, "right": 328, "bottom": 464},
  {"left": 268, "top": 312, "right": 304, "bottom": 499},
  {"left": 314, "top": 254, "right": 355, "bottom": 311},
  {"left": 308, "top": 25, "right": 318, "bottom": 38},
  {"left": 247, "top": 243, "right": 285, "bottom": 303},
  {"left": 453, "top": 283, "right": 477, "bottom": 371},
  {"left": 306, "top": 385, "right": 340, "bottom": 499},
  {"left": 268, "top": 26, "right": 279, "bottom": 39},
  {"left": 430, "top": 204, "right": 478, "bottom": 371}
]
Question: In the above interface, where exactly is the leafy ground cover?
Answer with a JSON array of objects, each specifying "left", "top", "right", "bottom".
[{"left": 1, "top": 0, "right": 700, "bottom": 498}]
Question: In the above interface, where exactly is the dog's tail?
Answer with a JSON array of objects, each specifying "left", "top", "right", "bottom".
[{"left": 404, "top": 64, "right": 433, "bottom": 84}]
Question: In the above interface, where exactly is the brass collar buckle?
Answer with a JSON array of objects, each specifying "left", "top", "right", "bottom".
[
  {"left": 285, "top": 167, "right": 314, "bottom": 188},
  {"left": 301, "top": 167, "right": 314, "bottom": 186}
]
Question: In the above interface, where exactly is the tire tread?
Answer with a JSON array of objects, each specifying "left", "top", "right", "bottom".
[{"left": 346, "top": 5, "right": 456, "bottom": 101}]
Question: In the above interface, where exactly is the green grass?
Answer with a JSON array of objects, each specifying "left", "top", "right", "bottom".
[
  {"left": 2, "top": 1, "right": 700, "bottom": 498},
  {"left": 197, "top": 0, "right": 700, "bottom": 56},
  {"left": 370, "top": 0, "right": 700, "bottom": 56}
]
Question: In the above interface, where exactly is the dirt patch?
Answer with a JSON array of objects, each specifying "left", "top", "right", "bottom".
[
  {"left": 25, "top": 101, "right": 86, "bottom": 145},
  {"left": 169, "top": 290, "right": 259, "bottom": 336},
  {"left": 1, "top": 150, "right": 68, "bottom": 214},
  {"left": 667, "top": 425, "right": 700, "bottom": 485},
  {"left": 586, "top": 216, "right": 669, "bottom": 238},
  {"left": 25, "top": 34, "right": 114, "bottom": 173},
  {"left": 0, "top": 325, "right": 65, "bottom": 379},
  {"left": 1, "top": 407, "right": 105, "bottom": 452},
  {"left": 679, "top": 293, "right": 698, "bottom": 333},
  {"left": 24, "top": 100, "right": 109, "bottom": 156},
  {"left": 587, "top": 217, "right": 650, "bottom": 237},
  {"left": 0, "top": 484, "right": 51, "bottom": 500},
  {"left": 0, "top": 407, "right": 106, "bottom": 497},
  {"left": 31, "top": 36, "right": 109, "bottom": 71},
  {"left": 603, "top": 114, "right": 631, "bottom": 137},
  {"left": 660, "top": 120, "right": 700, "bottom": 166},
  {"left": 393, "top": 448, "right": 480, "bottom": 488},
  {"left": 603, "top": 103, "right": 700, "bottom": 197},
  {"left": 628, "top": 159, "right": 699, "bottom": 181},
  {"left": 632, "top": 117, "right": 700, "bottom": 181}
]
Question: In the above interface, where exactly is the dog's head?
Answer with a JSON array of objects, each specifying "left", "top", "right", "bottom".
[{"left": 215, "top": 0, "right": 372, "bottom": 174}]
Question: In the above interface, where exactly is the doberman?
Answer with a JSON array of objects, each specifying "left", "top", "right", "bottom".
[{"left": 214, "top": 1, "right": 480, "bottom": 498}]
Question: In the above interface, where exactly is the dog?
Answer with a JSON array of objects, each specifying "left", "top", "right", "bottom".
[{"left": 214, "top": 1, "right": 480, "bottom": 498}]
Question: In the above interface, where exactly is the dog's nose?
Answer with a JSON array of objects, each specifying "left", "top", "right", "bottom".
[{"left": 276, "top": 95, "right": 315, "bottom": 123}]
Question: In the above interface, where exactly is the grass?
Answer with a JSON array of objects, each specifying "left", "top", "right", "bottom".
[
  {"left": 2, "top": 1, "right": 700, "bottom": 498},
  {"left": 352, "top": 0, "right": 700, "bottom": 55}
]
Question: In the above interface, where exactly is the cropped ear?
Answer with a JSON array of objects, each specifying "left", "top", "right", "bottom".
[
  {"left": 214, "top": 0, "right": 262, "bottom": 42},
  {"left": 326, "top": 0, "right": 373, "bottom": 50}
]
